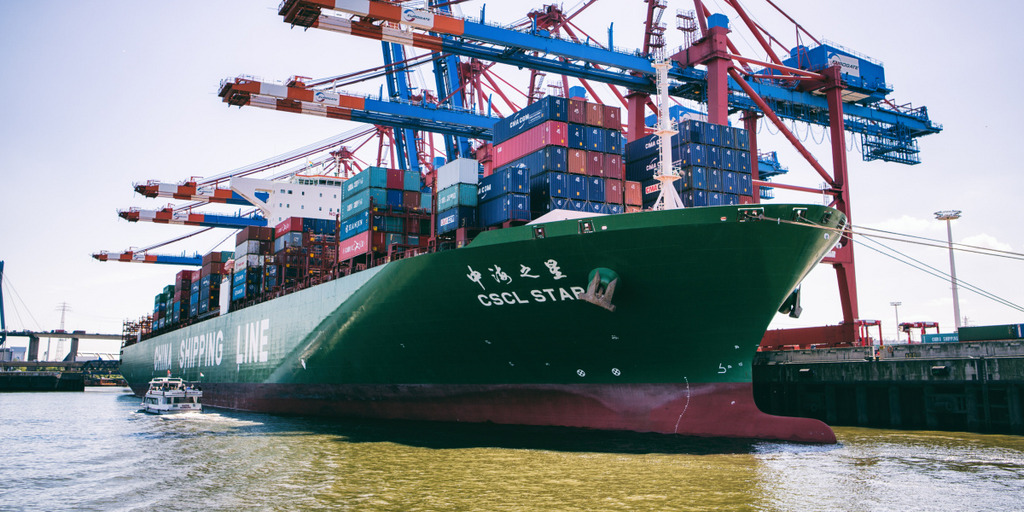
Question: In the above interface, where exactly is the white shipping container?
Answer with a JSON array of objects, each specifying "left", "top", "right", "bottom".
[{"left": 436, "top": 158, "right": 480, "bottom": 191}]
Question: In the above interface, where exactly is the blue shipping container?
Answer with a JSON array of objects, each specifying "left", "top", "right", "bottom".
[
  {"left": 683, "top": 190, "right": 708, "bottom": 208},
  {"left": 479, "top": 167, "right": 530, "bottom": 202},
  {"left": 720, "top": 148, "right": 736, "bottom": 171},
  {"left": 480, "top": 193, "right": 530, "bottom": 226},
  {"left": 625, "top": 154, "right": 674, "bottom": 182},
  {"left": 585, "top": 127, "right": 606, "bottom": 152},
  {"left": 722, "top": 171, "right": 738, "bottom": 193},
  {"left": 625, "top": 134, "right": 660, "bottom": 163},
  {"left": 586, "top": 176, "right": 605, "bottom": 202},
  {"left": 705, "top": 123, "right": 720, "bottom": 146},
  {"left": 437, "top": 206, "right": 478, "bottom": 234},
  {"left": 738, "top": 173, "right": 752, "bottom": 195},
  {"left": 386, "top": 189, "right": 404, "bottom": 208},
  {"left": 586, "top": 201, "right": 604, "bottom": 214},
  {"left": 720, "top": 126, "right": 735, "bottom": 148},
  {"left": 567, "top": 174, "right": 587, "bottom": 199},
  {"left": 735, "top": 128, "right": 750, "bottom": 150},
  {"left": 707, "top": 146, "right": 721, "bottom": 169},
  {"left": 530, "top": 171, "right": 568, "bottom": 199},
  {"left": 300, "top": 218, "right": 334, "bottom": 235},
  {"left": 737, "top": 150, "right": 751, "bottom": 173},
  {"left": 707, "top": 168, "right": 723, "bottom": 192},
  {"left": 568, "top": 199, "right": 586, "bottom": 211},
  {"left": 723, "top": 193, "right": 739, "bottom": 205},
  {"left": 495, "top": 146, "right": 568, "bottom": 177},
  {"left": 492, "top": 95, "right": 568, "bottom": 144},
  {"left": 604, "top": 129, "right": 622, "bottom": 154},
  {"left": 607, "top": 204, "right": 623, "bottom": 215},
  {"left": 342, "top": 210, "right": 370, "bottom": 238},
  {"left": 678, "top": 119, "right": 706, "bottom": 145},
  {"left": 568, "top": 123, "right": 587, "bottom": 149},
  {"left": 708, "top": 192, "right": 723, "bottom": 206}
]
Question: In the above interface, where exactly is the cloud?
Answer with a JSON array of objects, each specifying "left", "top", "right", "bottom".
[
  {"left": 863, "top": 215, "right": 944, "bottom": 235},
  {"left": 960, "top": 233, "right": 1014, "bottom": 252}
]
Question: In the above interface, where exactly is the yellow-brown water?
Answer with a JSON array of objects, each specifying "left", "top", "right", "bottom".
[{"left": 2, "top": 388, "right": 1022, "bottom": 511}]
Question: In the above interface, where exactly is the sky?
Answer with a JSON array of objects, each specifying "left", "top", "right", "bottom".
[{"left": 1, "top": 0, "right": 1022, "bottom": 357}]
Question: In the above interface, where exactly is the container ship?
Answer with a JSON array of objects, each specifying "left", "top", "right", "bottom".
[{"left": 120, "top": 97, "right": 845, "bottom": 443}]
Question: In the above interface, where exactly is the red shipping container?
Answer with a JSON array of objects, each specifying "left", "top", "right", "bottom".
[
  {"left": 370, "top": 231, "right": 387, "bottom": 253},
  {"left": 568, "top": 99, "right": 587, "bottom": 125},
  {"left": 603, "top": 154, "right": 623, "bottom": 179},
  {"left": 624, "top": 180, "right": 642, "bottom": 206},
  {"left": 740, "top": 195, "right": 756, "bottom": 204},
  {"left": 605, "top": 178, "right": 624, "bottom": 204},
  {"left": 568, "top": 149, "right": 587, "bottom": 174},
  {"left": 275, "top": 217, "right": 304, "bottom": 238},
  {"left": 625, "top": 205, "right": 642, "bottom": 213},
  {"left": 403, "top": 190, "right": 420, "bottom": 209},
  {"left": 602, "top": 105, "right": 621, "bottom": 130},
  {"left": 492, "top": 120, "right": 568, "bottom": 167},
  {"left": 339, "top": 231, "right": 370, "bottom": 259},
  {"left": 386, "top": 168, "right": 404, "bottom": 189},
  {"left": 586, "top": 102, "right": 604, "bottom": 127},
  {"left": 586, "top": 151, "right": 603, "bottom": 177}
]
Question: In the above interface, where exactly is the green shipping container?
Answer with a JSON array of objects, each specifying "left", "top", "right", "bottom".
[
  {"left": 438, "top": 183, "right": 479, "bottom": 211},
  {"left": 957, "top": 324, "right": 1024, "bottom": 342}
]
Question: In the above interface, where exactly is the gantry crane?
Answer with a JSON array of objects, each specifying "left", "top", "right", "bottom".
[{"left": 262, "top": 0, "right": 941, "bottom": 341}]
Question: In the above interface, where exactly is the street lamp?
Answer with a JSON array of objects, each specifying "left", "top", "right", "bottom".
[
  {"left": 890, "top": 301, "right": 902, "bottom": 343},
  {"left": 934, "top": 210, "right": 962, "bottom": 328}
]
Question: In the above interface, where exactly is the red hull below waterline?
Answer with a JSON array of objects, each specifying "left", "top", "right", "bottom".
[{"left": 131, "top": 381, "right": 834, "bottom": 444}]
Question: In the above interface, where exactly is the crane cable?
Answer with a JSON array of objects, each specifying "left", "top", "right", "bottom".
[
  {"left": 854, "top": 233, "right": 1024, "bottom": 313},
  {"left": 759, "top": 214, "right": 1024, "bottom": 312}
]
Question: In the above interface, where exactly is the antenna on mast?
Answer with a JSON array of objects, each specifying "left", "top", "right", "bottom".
[{"left": 651, "top": 53, "right": 684, "bottom": 211}]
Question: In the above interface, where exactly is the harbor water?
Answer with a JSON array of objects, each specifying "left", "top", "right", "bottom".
[{"left": 2, "top": 388, "right": 1023, "bottom": 511}]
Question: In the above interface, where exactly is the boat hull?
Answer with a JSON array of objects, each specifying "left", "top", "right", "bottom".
[{"left": 122, "top": 204, "right": 844, "bottom": 443}]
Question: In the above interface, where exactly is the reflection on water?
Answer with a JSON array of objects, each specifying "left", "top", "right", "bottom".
[{"left": 1, "top": 389, "right": 1022, "bottom": 512}]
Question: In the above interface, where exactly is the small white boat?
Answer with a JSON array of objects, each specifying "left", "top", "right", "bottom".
[{"left": 140, "top": 377, "right": 202, "bottom": 414}]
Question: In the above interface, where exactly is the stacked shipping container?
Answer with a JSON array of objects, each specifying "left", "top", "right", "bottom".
[
  {"left": 338, "top": 166, "right": 432, "bottom": 262},
  {"left": 625, "top": 119, "right": 754, "bottom": 208},
  {"left": 435, "top": 159, "right": 480, "bottom": 235},
  {"left": 232, "top": 226, "right": 275, "bottom": 303},
  {"left": 198, "top": 250, "right": 233, "bottom": 317},
  {"left": 274, "top": 216, "right": 338, "bottom": 290},
  {"left": 489, "top": 95, "right": 636, "bottom": 219}
]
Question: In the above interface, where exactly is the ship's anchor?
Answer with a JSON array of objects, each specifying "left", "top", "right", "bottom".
[{"left": 580, "top": 267, "right": 619, "bottom": 312}]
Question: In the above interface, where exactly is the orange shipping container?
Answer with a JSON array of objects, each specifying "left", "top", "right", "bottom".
[
  {"left": 602, "top": 105, "right": 621, "bottom": 130},
  {"left": 586, "top": 102, "right": 604, "bottom": 127},
  {"left": 624, "top": 180, "right": 642, "bottom": 206},
  {"left": 568, "top": 149, "right": 587, "bottom": 174}
]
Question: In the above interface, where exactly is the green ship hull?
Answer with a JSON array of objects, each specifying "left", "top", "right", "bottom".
[{"left": 121, "top": 204, "right": 844, "bottom": 443}]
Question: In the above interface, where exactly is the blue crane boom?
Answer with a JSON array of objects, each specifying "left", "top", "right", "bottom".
[{"left": 277, "top": 0, "right": 940, "bottom": 163}]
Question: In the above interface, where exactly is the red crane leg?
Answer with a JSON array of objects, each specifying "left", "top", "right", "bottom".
[{"left": 822, "top": 66, "right": 858, "bottom": 325}]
